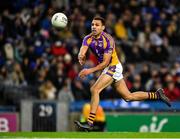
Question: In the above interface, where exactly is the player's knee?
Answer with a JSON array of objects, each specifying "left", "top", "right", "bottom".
[
  {"left": 90, "top": 86, "right": 100, "bottom": 95},
  {"left": 123, "top": 93, "right": 133, "bottom": 102}
]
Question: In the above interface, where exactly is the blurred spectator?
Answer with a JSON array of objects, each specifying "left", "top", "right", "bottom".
[
  {"left": 39, "top": 80, "right": 57, "bottom": 100},
  {"left": 131, "top": 74, "right": 144, "bottom": 92},
  {"left": 164, "top": 81, "right": 180, "bottom": 101},
  {"left": 34, "top": 68, "right": 47, "bottom": 87},
  {"left": 0, "top": 65, "right": 13, "bottom": 85},
  {"left": 145, "top": 69, "right": 161, "bottom": 91},
  {"left": 71, "top": 78, "right": 90, "bottom": 100},
  {"left": 4, "top": 43, "right": 14, "bottom": 60},
  {"left": 51, "top": 41, "right": 68, "bottom": 56},
  {"left": 140, "top": 64, "right": 151, "bottom": 87},
  {"left": 58, "top": 78, "right": 74, "bottom": 103},
  {"left": 48, "top": 62, "right": 66, "bottom": 91},
  {"left": 11, "top": 62, "right": 27, "bottom": 86},
  {"left": 150, "top": 27, "right": 163, "bottom": 47},
  {"left": 175, "top": 72, "right": 180, "bottom": 89},
  {"left": 114, "top": 18, "right": 128, "bottom": 40}
]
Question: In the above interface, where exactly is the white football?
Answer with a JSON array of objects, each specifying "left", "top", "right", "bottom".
[{"left": 51, "top": 13, "right": 68, "bottom": 28}]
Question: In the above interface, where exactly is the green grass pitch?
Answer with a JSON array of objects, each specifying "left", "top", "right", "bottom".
[{"left": 0, "top": 132, "right": 180, "bottom": 138}]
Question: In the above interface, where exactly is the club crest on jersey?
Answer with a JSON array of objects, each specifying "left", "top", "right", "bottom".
[
  {"left": 92, "top": 40, "right": 98, "bottom": 46},
  {"left": 98, "top": 42, "right": 103, "bottom": 47}
]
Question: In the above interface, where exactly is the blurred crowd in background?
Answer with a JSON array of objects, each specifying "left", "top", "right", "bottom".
[{"left": 0, "top": 0, "right": 180, "bottom": 108}]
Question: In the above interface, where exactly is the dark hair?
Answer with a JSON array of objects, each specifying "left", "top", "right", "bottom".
[{"left": 93, "top": 16, "right": 105, "bottom": 26}]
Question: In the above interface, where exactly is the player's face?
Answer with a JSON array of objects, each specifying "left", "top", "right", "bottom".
[{"left": 91, "top": 20, "right": 105, "bottom": 36}]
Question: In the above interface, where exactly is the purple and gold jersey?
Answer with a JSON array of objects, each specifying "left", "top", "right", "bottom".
[{"left": 82, "top": 32, "right": 120, "bottom": 66}]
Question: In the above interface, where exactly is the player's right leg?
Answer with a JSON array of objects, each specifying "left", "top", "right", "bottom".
[
  {"left": 114, "top": 79, "right": 171, "bottom": 107},
  {"left": 74, "top": 73, "right": 114, "bottom": 131}
]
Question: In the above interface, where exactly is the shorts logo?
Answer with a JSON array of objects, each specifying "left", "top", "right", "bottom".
[{"left": 103, "top": 64, "right": 123, "bottom": 81}]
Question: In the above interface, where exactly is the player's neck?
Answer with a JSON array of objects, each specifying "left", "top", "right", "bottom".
[{"left": 93, "top": 32, "right": 103, "bottom": 39}]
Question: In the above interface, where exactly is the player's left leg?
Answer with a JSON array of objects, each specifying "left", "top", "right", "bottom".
[
  {"left": 75, "top": 73, "right": 114, "bottom": 131},
  {"left": 114, "top": 79, "right": 171, "bottom": 107}
]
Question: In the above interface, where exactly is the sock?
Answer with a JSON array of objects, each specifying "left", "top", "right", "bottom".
[
  {"left": 148, "top": 92, "right": 160, "bottom": 100},
  {"left": 87, "top": 112, "right": 96, "bottom": 126}
]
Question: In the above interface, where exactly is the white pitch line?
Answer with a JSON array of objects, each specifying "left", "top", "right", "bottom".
[{"left": 0, "top": 137, "right": 180, "bottom": 139}]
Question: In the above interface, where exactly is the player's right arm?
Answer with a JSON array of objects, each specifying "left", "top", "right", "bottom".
[
  {"left": 78, "top": 35, "right": 91, "bottom": 65},
  {"left": 78, "top": 45, "right": 88, "bottom": 65}
]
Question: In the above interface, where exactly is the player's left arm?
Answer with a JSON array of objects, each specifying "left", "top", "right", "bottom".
[
  {"left": 89, "top": 52, "right": 112, "bottom": 72},
  {"left": 79, "top": 52, "right": 112, "bottom": 78}
]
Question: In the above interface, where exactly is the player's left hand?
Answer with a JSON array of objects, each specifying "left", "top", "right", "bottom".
[{"left": 79, "top": 68, "right": 92, "bottom": 78}]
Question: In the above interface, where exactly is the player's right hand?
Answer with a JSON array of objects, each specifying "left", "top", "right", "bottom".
[
  {"left": 78, "top": 55, "right": 86, "bottom": 65},
  {"left": 79, "top": 59, "right": 85, "bottom": 65}
]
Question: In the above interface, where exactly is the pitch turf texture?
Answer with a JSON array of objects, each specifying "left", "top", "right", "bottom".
[{"left": 0, "top": 132, "right": 180, "bottom": 138}]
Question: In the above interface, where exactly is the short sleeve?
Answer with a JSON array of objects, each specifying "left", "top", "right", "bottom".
[{"left": 82, "top": 35, "right": 91, "bottom": 47}]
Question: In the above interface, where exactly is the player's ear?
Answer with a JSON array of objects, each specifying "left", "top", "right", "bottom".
[{"left": 102, "top": 25, "right": 105, "bottom": 30}]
